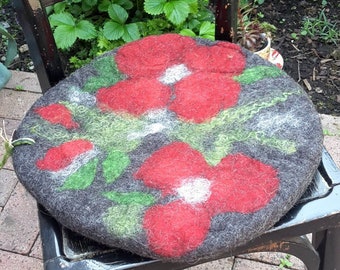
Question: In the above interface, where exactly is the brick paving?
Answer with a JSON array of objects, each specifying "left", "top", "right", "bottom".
[{"left": 0, "top": 71, "right": 339, "bottom": 270}]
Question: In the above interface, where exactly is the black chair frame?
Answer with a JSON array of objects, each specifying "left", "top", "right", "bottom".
[{"left": 11, "top": 0, "right": 340, "bottom": 269}]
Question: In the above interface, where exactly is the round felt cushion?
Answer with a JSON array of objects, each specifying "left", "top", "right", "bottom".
[{"left": 12, "top": 34, "right": 323, "bottom": 262}]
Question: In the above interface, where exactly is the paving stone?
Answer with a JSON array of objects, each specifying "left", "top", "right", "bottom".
[
  {"left": 237, "top": 252, "right": 305, "bottom": 270},
  {"left": 0, "top": 89, "right": 41, "bottom": 120},
  {"left": 0, "top": 118, "right": 21, "bottom": 170},
  {"left": 233, "top": 258, "right": 282, "bottom": 270},
  {"left": 0, "top": 182, "right": 39, "bottom": 254},
  {"left": 4, "top": 70, "right": 41, "bottom": 93},
  {"left": 30, "top": 234, "right": 43, "bottom": 260},
  {"left": 187, "top": 257, "right": 234, "bottom": 270},
  {"left": 0, "top": 169, "right": 18, "bottom": 207},
  {"left": 0, "top": 250, "right": 42, "bottom": 270},
  {"left": 320, "top": 114, "right": 340, "bottom": 168}
]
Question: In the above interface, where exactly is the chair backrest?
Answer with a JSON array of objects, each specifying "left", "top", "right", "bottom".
[
  {"left": 12, "top": 0, "right": 65, "bottom": 93},
  {"left": 12, "top": 0, "right": 238, "bottom": 93}
]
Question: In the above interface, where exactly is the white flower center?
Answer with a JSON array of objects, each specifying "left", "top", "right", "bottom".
[
  {"left": 127, "top": 109, "right": 177, "bottom": 140},
  {"left": 176, "top": 177, "right": 211, "bottom": 204},
  {"left": 159, "top": 64, "right": 192, "bottom": 85}
]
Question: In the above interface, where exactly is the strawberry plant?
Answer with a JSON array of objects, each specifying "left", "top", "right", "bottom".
[{"left": 47, "top": 0, "right": 214, "bottom": 71}]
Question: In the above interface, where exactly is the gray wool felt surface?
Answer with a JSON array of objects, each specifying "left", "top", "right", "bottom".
[{"left": 12, "top": 35, "right": 323, "bottom": 263}]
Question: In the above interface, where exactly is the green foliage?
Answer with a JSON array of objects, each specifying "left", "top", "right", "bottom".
[
  {"left": 237, "top": 0, "right": 276, "bottom": 51},
  {"left": 279, "top": 254, "right": 293, "bottom": 269},
  {"left": 0, "top": 24, "right": 17, "bottom": 67},
  {"left": 300, "top": 9, "right": 339, "bottom": 45},
  {"left": 0, "top": 0, "right": 9, "bottom": 6},
  {"left": 48, "top": 0, "right": 214, "bottom": 71}
]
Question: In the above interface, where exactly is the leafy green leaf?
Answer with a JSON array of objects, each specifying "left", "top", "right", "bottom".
[
  {"left": 0, "top": 26, "right": 17, "bottom": 67},
  {"left": 98, "top": 0, "right": 111, "bottom": 12},
  {"left": 187, "top": 0, "right": 198, "bottom": 13},
  {"left": 76, "top": 20, "right": 97, "bottom": 40},
  {"left": 54, "top": 25, "right": 77, "bottom": 49},
  {"left": 103, "top": 191, "right": 155, "bottom": 206},
  {"left": 164, "top": 0, "right": 190, "bottom": 25},
  {"left": 103, "top": 21, "right": 125, "bottom": 40},
  {"left": 187, "top": 18, "right": 200, "bottom": 30},
  {"left": 180, "top": 28, "right": 196, "bottom": 37},
  {"left": 108, "top": 4, "right": 128, "bottom": 24},
  {"left": 83, "top": 0, "right": 97, "bottom": 8},
  {"left": 144, "top": 0, "right": 166, "bottom": 15},
  {"left": 199, "top": 21, "right": 215, "bottom": 37},
  {"left": 53, "top": 2, "right": 66, "bottom": 13},
  {"left": 59, "top": 158, "right": 98, "bottom": 190},
  {"left": 122, "top": 23, "right": 140, "bottom": 42},
  {"left": 49, "top": 12, "right": 75, "bottom": 27},
  {"left": 115, "top": 0, "right": 134, "bottom": 10},
  {"left": 102, "top": 150, "right": 130, "bottom": 183}
]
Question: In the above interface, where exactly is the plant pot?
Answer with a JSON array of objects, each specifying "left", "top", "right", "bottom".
[
  {"left": 254, "top": 37, "right": 271, "bottom": 60},
  {"left": 0, "top": 62, "right": 12, "bottom": 89}
]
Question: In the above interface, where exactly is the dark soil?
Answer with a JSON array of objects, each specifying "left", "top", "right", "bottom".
[
  {"left": 1, "top": 1, "right": 339, "bottom": 115},
  {"left": 261, "top": 0, "right": 340, "bottom": 116}
]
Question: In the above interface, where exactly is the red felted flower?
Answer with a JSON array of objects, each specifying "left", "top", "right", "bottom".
[
  {"left": 206, "top": 153, "right": 280, "bottom": 215},
  {"left": 169, "top": 72, "right": 241, "bottom": 123},
  {"left": 115, "top": 34, "right": 196, "bottom": 78},
  {"left": 98, "top": 34, "right": 246, "bottom": 123},
  {"left": 143, "top": 201, "right": 210, "bottom": 258},
  {"left": 96, "top": 78, "right": 171, "bottom": 116},
  {"left": 136, "top": 142, "right": 280, "bottom": 257},
  {"left": 184, "top": 42, "right": 246, "bottom": 74},
  {"left": 35, "top": 103, "right": 79, "bottom": 129},
  {"left": 134, "top": 142, "right": 210, "bottom": 196},
  {"left": 36, "top": 139, "right": 93, "bottom": 171}
]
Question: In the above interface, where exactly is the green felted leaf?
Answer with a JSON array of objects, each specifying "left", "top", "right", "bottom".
[
  {"left": 76, "top": 20, "right": 97, "bottom": 40},
  {"left": 103, "top": 191, "right": 156, "bottom": 206},
  {"left": 108, "top": 4, "right": 128, "bottom": 24},
  {"left": 49, "top": 12, "right": 75, "bottom": 27},
  {"left": 164, "top": 0, "right": 190, "bottom": 25},
  {"left": 122, "top": 23, "right": 140, "bottom": 42},
  {"left": 63, "top": 102, "right": 144, "bottom": 152},
  {"left": 59, "top": 158, "right": 98, "bottom": 190},
  {"left": 144, "top": 0, "right": 166, "bottom": 15},
  {"left": 102, "top": 150, "right": 130, "bottom": 183},
  {"left": 235, "top": 66, "right": 284, "bottom": 84},
  {"left": 103, "top": 21, "right": 124, "bottom": 40},
  {"left": 103, "top": 204, "right": 144, "bottom": 237},
  {"left": 83, "top": 56, "right": 124, "bottom": 92},
  {"left": 54, "top": 25, "right": 77, "bottom": 49}
]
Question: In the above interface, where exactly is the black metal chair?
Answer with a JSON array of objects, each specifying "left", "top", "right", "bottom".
[{"left": 12, "top": 0, "right": 340, "bottom": 269}]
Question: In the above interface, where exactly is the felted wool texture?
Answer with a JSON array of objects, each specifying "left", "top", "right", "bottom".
[{"left": 12, "top": 34, "right": 323, "bottom": 263}]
